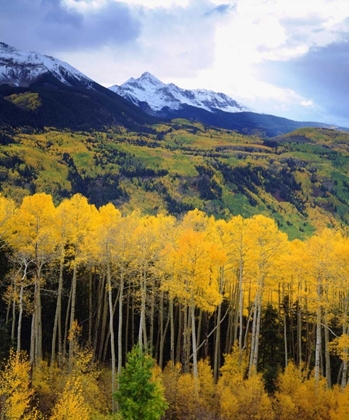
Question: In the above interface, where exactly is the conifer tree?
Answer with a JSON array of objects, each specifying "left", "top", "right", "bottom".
[{"left": 115, "top": 346, "right": 168, "bottom": 420}]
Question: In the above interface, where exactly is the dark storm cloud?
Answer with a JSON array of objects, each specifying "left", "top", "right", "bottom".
[
  {"left": 0, "top": 0, "right": 141, "bottom": 53},
  {"left": 258, "top": 39, "right": 349, "bottom": 124}
]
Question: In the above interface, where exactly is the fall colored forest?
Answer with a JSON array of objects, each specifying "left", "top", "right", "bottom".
[{"left": 2, "top": 192, "right": 349, "bottom": 419}]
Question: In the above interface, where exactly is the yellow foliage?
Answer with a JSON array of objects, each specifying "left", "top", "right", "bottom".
[
  {"left": 0, "top": 350, "right": 39, "bottom": 420},
  {"left": 162, "top": 226, "right": 225, "bottom": 313},
  {"left": 274, "top": 362, "right": 333, "bottom": 420},
  {"left": 329, "top": 334, "right": 349, "bottom": 362},
  {"left": 162, "top": 360, "right": 218, "bottom": 419},
  {"left": 330, "top": 385, "right": 349, "bottom": 420},
  {"left": 217, "top": 348, "right": 273, "bottom": 420},
  {"left": 49, "top": 377, "right": 91, "bottom": 420},
  {"left": 0, "top": 195, "right": 15, "bottom": 247}
]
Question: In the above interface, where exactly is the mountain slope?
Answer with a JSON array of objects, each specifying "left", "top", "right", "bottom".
[
  {"left": 0, "top": 42, "right": 159, "bottom": 131},
  {"left": 1, "top": 123, "right": 349, "bottom": 240},
  {"left": 110, "top": 72, "right": 250, "bottom": 114}
]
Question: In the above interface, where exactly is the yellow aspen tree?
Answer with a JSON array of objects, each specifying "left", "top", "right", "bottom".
[
  {"left": 56, "top": 194, "right": 98, "bottom": 371},
  {"left": 7, "top": 193, "right": 57, "bottom": 366},
  {"left": 161, "top": 225, "right": 225, "bottom": 389},
  {"left": 246, "top": 215, "right": 288, "bottom": 377},
  {"left": 277, "top": 239, "right": 308, "bottom": 367},
  {"left": 51, "top": 198, "right": 73, "bottom": 367},
  {"left": 108, "top": 212, "right": 139, "bottom": 376},
  {"left": 131, "top": 214, "right": 169, "bottom": 353},
  {"left": 85, "top": 203, "right": 119, "bottom": 402},
  {"left": 304, "top": 229, "right": 338, "bottom": 385},
  {"left": 219, "top": 215, "right": 254, "bottom": 362}
]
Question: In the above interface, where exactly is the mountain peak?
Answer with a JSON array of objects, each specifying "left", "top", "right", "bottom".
[
  {"left": 139, "top": 72, "right": 162, "bottom": 83},
  {"left": 0, "top": 41, "right": 93, "bottom": 88},
  {"left": 110, "top": 72, "right": 250, "bottom": 114}
]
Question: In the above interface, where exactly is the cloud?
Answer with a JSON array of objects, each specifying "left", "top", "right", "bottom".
[
  {"left": 205, "top": 3, "right": 236, "bottom": 16},
  {"left": 258, "top": 38, "right": 349, "bottom": 125},
  {"left": 0, "top": 0, "right": 141, "bottom": 54}
]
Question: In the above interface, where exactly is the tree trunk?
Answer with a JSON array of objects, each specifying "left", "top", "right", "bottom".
[
  {"left": 106, "top": 263, "right": 116, "bottom": 413},
  {"left": 324, "top": 307, "right": 331, "bottom": 388},
  {"left": 169, "top": 298, "right": 175, "bottom": 363},
  {"left": 17, "top": 280, "right": 25, "bottom": 354},
  {"left": 68, "top": 262, "right": 78, "bottom": 371},
  {"left": 51, "top": 255, "right": 64, "bottom": 366},
  {"left": 214, "top": 268, "right": 224, "bottom": 382},
  {"left": 314, "top": 295, "right": 322, "bottom": 383},
  {"left": 297, "top": 301, "right": 302, "bottom": 366},
  {"left": 191, "top": 303, "right": 199, "bottom": 393},
  {"left": 118, "top": 272, "right": 124, "bottom": 378}
]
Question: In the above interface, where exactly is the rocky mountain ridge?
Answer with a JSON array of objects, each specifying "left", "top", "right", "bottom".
[{"left": 109, "top": 71, "right": 250, "bottom": 115}]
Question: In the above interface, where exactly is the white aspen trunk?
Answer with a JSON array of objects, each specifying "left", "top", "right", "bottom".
[
  {"left": 88, "top": 271, "right": 93, "bottom": 345},
  {"left": 251, "top": 296, "right": 262, "bottom": 375},
  {"left": 324, "top": 308, "right": 331, "bottom": 388},
  {"left": 238, "top": 254, "right": 244, "bottom": 351},
  {"left": 138, "top": 269, "right": 148, "bottom": 351},
  {"left": 11, "top": 283, "right": 16, "bottom": 342},
  {"left": 30, "top": 314, "right": 35, "bottom": 365},
  {"left": 191, "top": 303, "right": 199, "bottom": 393},
  {"left": 169, "top": 298, "right": 175, "bottom": 363},
  {"left": 102, "top": 290, "right": 119, "bottom": 362},
  {"left": 106, "top": 263, "right": 116, "bottom": 413},
  {"left": 196, "top": 309, "right": 202, "bottom": 356},
  {"left": 98, "top": 285, "right": 108, "bottom": 361},
  {"left": 214, "top": 268, "right": 224, "bottom": 382},
  {"left": 314, "top": 299, "right": 322, "bottom": 383},
  {"left": 284, "top": 309, "right": 288, "bottom": 368},
  {"left": 118, "top": 272, "right": 124, "bottom": 378},
  {"left": 93, "top": 271, "right": 105, "bottom": 359},
  {"left": 183, "top": 306, "right": 190, "bottom": 372},
  {"left": 63, "top": 283, "right": 72, "bottom": 359},
  {"left": 68, "top": 262, "right": 77, "bottom": 372},
  {"left": 248, "top": 299, "right": 258, "bottom": 377},
  {"left": 297, "top": 302, "right": 302, "bottom": 366},
  {"left": 342, "top": 358, "right": 348, "bottom": 389},
  {"left": 159, "top": 295, "right": 170, "bottom": 369},
  {"left": 17, "top": 282, "right": 24, "bottom": 354},
  {"left": 150, "top": 281, "right": 155, "bottom": 356},
  {"left": 51, "top": 256, "right": 64, "bottom": 366}
]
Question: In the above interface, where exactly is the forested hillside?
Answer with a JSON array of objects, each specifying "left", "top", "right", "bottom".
[
  {"left": 1, "top": 193, "right": 349, "bottom": 418},
  {"left": 1, "top": 123, "right": 349, "bottom": 239}
]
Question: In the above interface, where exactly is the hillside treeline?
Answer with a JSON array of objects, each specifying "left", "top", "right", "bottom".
[{"left": 1, "top": 192, "right": 349, "bottom": 418}]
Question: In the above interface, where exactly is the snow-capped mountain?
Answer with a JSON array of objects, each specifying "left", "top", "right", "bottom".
[
  {"left": 0, "top": 42, "right": 93, "bottom": 88},
  {"left": 109, "top": 72, "right": 250, "bottom": 115}
]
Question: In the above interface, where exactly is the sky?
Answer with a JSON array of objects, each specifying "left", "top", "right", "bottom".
[{"left": 1, "top": 0, "right": 349, "bottom": 127}]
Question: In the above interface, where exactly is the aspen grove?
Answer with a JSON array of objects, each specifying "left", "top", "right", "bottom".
[{"left": 2, "top": 192, "right": 349, "bottom": 418}]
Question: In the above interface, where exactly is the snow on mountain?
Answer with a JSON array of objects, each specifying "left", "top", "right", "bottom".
[
  {"left": 0, "top": 42, "right": 93, "bottom": 88},
  {"left": 109, "top": 72, "right": 250, "bottom": 114}
]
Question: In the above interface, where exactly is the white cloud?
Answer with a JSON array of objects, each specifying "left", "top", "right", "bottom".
[{"left": 301, "top": 100, "right": 314, "bottom": 107}]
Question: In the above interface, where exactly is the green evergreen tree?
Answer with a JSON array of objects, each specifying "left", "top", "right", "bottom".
[{"left": 115, "top": 346, "right": 168, "bottom": 420}]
